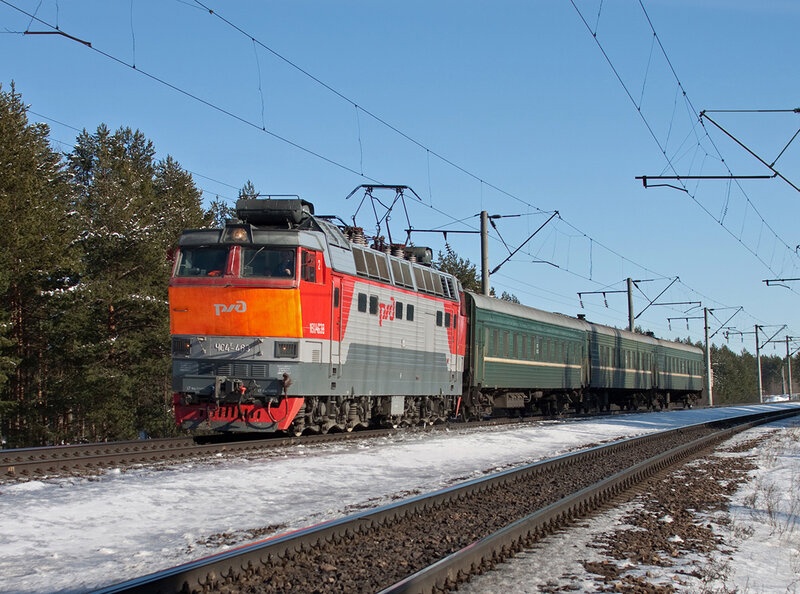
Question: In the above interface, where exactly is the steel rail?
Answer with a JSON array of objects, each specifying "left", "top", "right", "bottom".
[
  {"left": 1, "top": 416, "right": 535, "bottom": 479},
  {"left": 94, "top": 407, "right": 799, "bottom": 594},
  {"left": 2, "top": 437, "right": 196, "bottom": 477},
  {"left": 1, "top": 434, "right": 336, "bottom": 478}
]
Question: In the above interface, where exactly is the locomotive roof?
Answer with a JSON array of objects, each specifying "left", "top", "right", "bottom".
[{"left": 177, "top": 197, "right": 462, "bottom": 299}]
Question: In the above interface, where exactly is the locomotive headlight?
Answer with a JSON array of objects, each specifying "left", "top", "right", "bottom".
[
  {"left": 230, "top": 227, "right": 248, "bottom": 242},
  {"left": 172, "top": 338, "right": 192, "bottom": 356},
  {"left": 275, "top": 341, "right": 299, "bottom": 359}
]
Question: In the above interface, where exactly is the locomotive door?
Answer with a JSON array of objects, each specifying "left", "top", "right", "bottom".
[
  {"left": 330, "top": 276, "right": 342, "bottom": 377},
  {"left": 423, "top": 311, "right": 435, "bottom": 393}
]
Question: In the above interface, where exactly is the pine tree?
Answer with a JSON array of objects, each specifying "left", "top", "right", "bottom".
[
  {"left": 500, "top": 291, "right": 520, "bottom": 303},
  {"left": 710, "top": 344, "right": 758, "bottom": 404},
  {"left": 238, "top": 179, "right": 258, "bottom": 199},
  {"left": 207, "top": 196, "right": 236, "bottom": 227},
  {"left": 62, "top": 125, "right": 207, "bottom": 441},
  {"left": 0, "top": 84, "right": 78, "bottom": 446}
]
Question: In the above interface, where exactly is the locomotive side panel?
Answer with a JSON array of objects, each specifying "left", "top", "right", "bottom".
[{"left": 334, "top": 276, "right": 459, "bottom": 398}]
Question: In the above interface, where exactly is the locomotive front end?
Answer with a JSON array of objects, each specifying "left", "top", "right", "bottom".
[{"left": 170, "top": 198, "right": 323, "bottom": 433}]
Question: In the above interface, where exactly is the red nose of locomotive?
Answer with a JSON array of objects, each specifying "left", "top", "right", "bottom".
[{"left": 169, "top": 199, "right": 316, "bottom": 433}]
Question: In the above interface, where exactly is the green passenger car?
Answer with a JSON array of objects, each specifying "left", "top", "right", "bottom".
[
  {"left": 465, "top": 293, "right": 588, "bottom": 408},
  {"left": 586, "top": 323, "right": 658, "bottom": 392},
  {"left": 654, "top": 341, "right": 705, "bottom": 396},
  {"left": 461, "top": 292, "right": 704, "bottom": 416}
]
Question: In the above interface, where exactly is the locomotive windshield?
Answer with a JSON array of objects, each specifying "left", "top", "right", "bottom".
[
  {"left": 241, "top": 246, "right": 296, "bottom": 278},
  {"left": 175, "top": 246, "right": 228, "bottom": 277},
  {"left": 174, "top": 246, "right": 297, "bottom": 278}
]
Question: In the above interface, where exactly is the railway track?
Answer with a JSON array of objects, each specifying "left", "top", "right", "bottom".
[
  {"left": 0, "top": 432, "right": 376, "bottom": 479},
  {"left": 94, "top": 407, "right": 798, "bottom": 594},
  {"left": 0, "top": 416, "right": 538, "bottom": 479}
]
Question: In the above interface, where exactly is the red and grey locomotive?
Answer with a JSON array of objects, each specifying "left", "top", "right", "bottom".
[{"left": 170, "top": 197, "right": 465, "bottom": 434}]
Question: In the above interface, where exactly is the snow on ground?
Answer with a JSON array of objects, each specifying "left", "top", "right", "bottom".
[
  {"left": 461, "top": 408, "right": 800, "bottom": 593},
  {"left": 709, "top": 419, "right": 800, "bottom": 592},
  {"left": 0, "top": 403, "right": 797, "bottom": 594}
]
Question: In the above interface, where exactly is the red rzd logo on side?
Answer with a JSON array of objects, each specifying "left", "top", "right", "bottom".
[{"left": 378, "top": 297, "right": 395, "bottom": 327}]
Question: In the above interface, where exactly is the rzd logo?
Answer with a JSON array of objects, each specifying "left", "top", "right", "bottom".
[
  {"left": 378, "top": 297, "right": 395, "bottom": 327},
  {"left": 213, "top": 300, "right": 247, "bottom": 316}
]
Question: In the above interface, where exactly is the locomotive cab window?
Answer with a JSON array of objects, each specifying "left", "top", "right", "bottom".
[
  {"left": 301, "top": 249, "right": 319, "bottom": 283},
  {"left": 176, "top": 246, "right": 228, "bottom": 277},
  {"left": 241, "top": 247, "right": 296, "bottom": 278}
]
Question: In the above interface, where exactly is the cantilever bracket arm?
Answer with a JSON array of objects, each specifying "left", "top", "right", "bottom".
[
  {"left": 636, "top": 174, "right": 772, "bottom": 189},
  {"left": 489, "top": 211, "right": 559, "bottom": 275},
  {"left": 763, "top": 277, "right": 800, "bottom": 287},
  {"left": 698, "top": 111, "right": 800, "bottom": 193},
  {"left": 633, "top": 277, "right": 679, "bottom": 320},
  {"left": 24, "top": 30, "right": 92, "bottom": 47}
]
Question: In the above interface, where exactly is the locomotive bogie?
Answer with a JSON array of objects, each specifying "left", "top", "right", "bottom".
[{"left": 288, "top": 394, "right": 455, "bottom": 435}]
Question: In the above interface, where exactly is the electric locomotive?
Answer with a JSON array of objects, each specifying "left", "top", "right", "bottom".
[{"left": 170, "top": 197, "right": 465, "bottom": 434}]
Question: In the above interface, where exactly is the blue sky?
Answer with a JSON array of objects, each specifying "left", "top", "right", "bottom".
[{"left": 2, "top": 0, "right": 800, "bottom": 356}]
